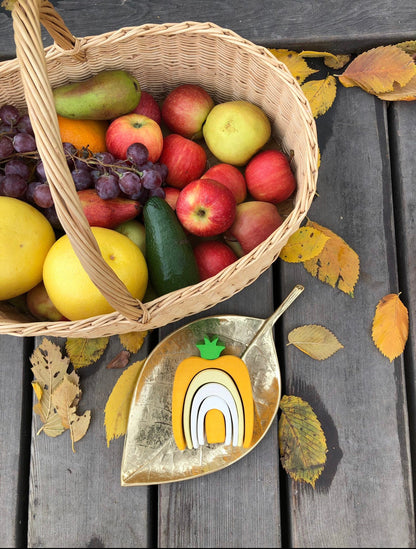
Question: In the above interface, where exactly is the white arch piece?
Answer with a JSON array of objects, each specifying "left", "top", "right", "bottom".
[
  {"left": 190, "top": 389, "right": 236, "bottom": 449},
  {"left": 183, "top": 368, "right": 245, "bottom": 449}
]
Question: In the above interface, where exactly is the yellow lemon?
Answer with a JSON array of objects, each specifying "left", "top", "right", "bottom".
[
  {"left": 0, "top": 197, "right": 56, "bottom": 301},
  {"left": 43, "top": 227, "right": 148, "bottom": 320}
]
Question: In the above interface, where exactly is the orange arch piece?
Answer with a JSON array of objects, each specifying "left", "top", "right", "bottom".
[{"left": 205, "top": 409, "right": 226, "bottom": 444}]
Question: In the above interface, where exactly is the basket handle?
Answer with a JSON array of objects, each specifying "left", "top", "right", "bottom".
[
  {"left": 11, "top": 0, "right": 150, "bottom": 323},
  {"left": 39, "top": 0, "right": 84, "bottom": 58}
]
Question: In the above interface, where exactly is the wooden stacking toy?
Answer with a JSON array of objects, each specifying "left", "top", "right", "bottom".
[{"left": 172, "top": 337, "right": 254, "bottom": 450}]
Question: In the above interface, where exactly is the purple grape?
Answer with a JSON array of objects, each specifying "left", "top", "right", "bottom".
[
  {"left": 16, "top": 113, "right": 34, "bottom": 135},
  {"left": 0, "top": 123, "right": 17, "bottom": 136},
  {"left": 43, "top": 205, "right": 62, "bottom": 230},
  {"left": 26, "top": 181, "right": 42, "bottom": 203},
  {"left": 5, "top": 157, "right": 31, "bottom": 180},
  {"left": 90, "top": 168, "right": 103, "bottom": 184},
  {"left": 3, "top": 173, "right": 27, "bottom": 198},
  {"left": 36, "top": 161, "right": 47, "bottom": 181},
  {"left": 95, "top": 174, "right": 120, "bottom": 199},
  {"left": 141, "top": 169, "right": 162, "bottom": 190},
  {"left": 13, "top": 132, "right": 36, "bottom": 153},
  {"left": 149, "top": 186, "right": 166, "bottom": 199},
  {"left": 0, "top": 136, "right": 15, "bottom": 159},
  {"left": 0, "top": 175, "right": 4, "bottom": 196},
  {"left": 153, "top": 162, "right": 168, "bottom": 181},
  {"left": 126, "top": 143, "right": 149, "bottom": 166},
  {"left": 94, "top": 151, "right": 115, "bottom": 165},
  {"left": 0, "top": 104, "right": 20, "bottom": 126},
  {"left": 62, "top": 142, "right": 77, "bottom": 157},
  {"left": 71, "top": 168, "right": 93, "bottom": 190},
  {"left": 32, "top": 183, "right": 54, "bottom": 208},
  {"left": 118, "top": 172, "right": 142, "bottom": 198}
]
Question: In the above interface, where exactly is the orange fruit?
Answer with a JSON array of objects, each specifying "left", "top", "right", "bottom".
[{"left": 57, "top": 115, "right": 108, "bottom": 153}]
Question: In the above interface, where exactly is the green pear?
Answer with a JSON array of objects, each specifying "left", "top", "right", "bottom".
[
  {"left": 202, "top": 100, "right": 271, "bottom": 166},
  {"left": 53, "top": 70, "right": 141, "bottom": 120}
]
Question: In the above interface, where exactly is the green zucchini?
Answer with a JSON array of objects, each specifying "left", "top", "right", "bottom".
[{"left": 143, "top": 197, "right": 200, "bottom": 296}]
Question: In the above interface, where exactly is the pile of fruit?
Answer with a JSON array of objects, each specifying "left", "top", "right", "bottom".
[{"left": 0, "top": 69, "right": 297, "bottom": 322}]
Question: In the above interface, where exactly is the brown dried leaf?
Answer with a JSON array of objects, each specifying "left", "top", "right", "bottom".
[
  {"left": 287, "top": 324, "right": 344, "bottom": 360},
  {"left": 119, "top": 331, "right": 148, "bottom": 354},
  {"left": 279, "top": 395, "right": 327, "bottom": 487},
  {"left": 372, "top": 293, "right": 409, "bottom": 362},
  {"left": 269, "top": 48, "right": 318, "bottom": 84},
  {"left": 301, "top": 76, "right": 337, "bottom": 118},
  {"left": 106, "top": 350, "right": 131, "bottom": 369},
  {"left": 303, "top": 221, "right": 360, "bottom": 297},
  {"left": 279, "top": 226, "right": 329, "bottom": 263},
  {"left": 66, "top": 337, "right": 109, "bottom": 369},
  {"left": 338, "top": 45, "right": 416, "bottom": 95}
]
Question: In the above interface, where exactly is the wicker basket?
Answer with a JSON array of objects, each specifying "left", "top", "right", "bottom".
[{"left": 0, "top": 0, "right": 318, "bottom": 338}]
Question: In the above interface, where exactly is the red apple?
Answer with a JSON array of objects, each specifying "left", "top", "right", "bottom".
[
  {"left": 26, "top": 281, "right": 67, "bottom": 321},
  {"left": 225, "top": 200, "right": 283, "bottom": 254},
  {"left": 161, "top": 84, "right": 214, "bottom": 139},
  {"left": 245, "top": 149, "right": 296, "bottom": 203},
  {"left": 105, "top": 113, "right": 163, "bottom": 162},
  {"left": 193, "top": 240, "right": 238, "bottom": 280},
  {"left": 164, "top": 186, "right": 180, "bottom": 210},
  {"left": 176, "top": 178, "right": 236, "bottom": 237},
  {"left": 202, "top": 163, "right": 247, "bottom": 203},
  {"left": 131, "top": 90, "right": 162, "bottom": 125},
  {"left": 159, "top": 134, "right": 207, "bottom": 189}
]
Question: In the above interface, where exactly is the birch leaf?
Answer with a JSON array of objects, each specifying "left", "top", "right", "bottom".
[
  {"left": 269, "top": 48, "right": 318, "bottom": 84},
  {"left": 52, "top": 374, "right": 81, "bottom": 429},
  {"left": 300, "top": 50, "right": 351, "bottom": 69},
  {"left": 301, "top": 76, "right": 337, "bottom": 117},
  {"left": 287, "top": 324, "right": 344, "bottom": 360},
  {"left": 30, "top": 338, "right": 69, "bottom": 435},
  {"left": 104, "top": 359, "right": 145, "bottom": 446},
  {"left": 338, "top": 45, "right": 416, "bottom": 95},
  {"left": 66, "top": 337, "right": 109, "bottom": 369},
  {"left": 279, "top": 226, "right": 329, "bottom": 263},
  {"left": 395, "top": 40, "right": 416, "bottom": 59},
  {"left": 372, "top": 293, "right": 409, "bottom": 361},
  {"left": 376, "top": 73, "right": 416, "bottom": 101},
  {"left": 119, "top": 331, "right": 148, "bottom": 353},
  {"left": 279, "top": 395, "right": 327, "bottom": 487},
  {"left": 69, "top": 410, "right": 91, "bottom": 449},
  {"left": 303, "top": 221, "right": 360, "bottom": 297}
]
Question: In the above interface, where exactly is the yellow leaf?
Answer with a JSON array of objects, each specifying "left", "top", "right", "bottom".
[
  {"left": 52, "top": 374, "right": 81, "bottom": 429},
  {"left": 69, "top": 410, "right": 91, "bottom": 451},
  {"left": 301, "top": 76, "right": 337, "bottom": 118},
  {"left": 279, "top": 226, "right": 329, "bottom": 263},
  {"left": 66, "top": 337, "right": 109, "bottom": 369},
  {"left": 376, "top": 73, "right": 416, "bottom": 101},
  {"left": 32, "top": 381, "right": 43, "bottom": 402},
  {"left": 300, "top": 50, "right": 351, "bottom": 69},
  {"left": 119, "top": 331, "right": 148, "bottom": 354},
  {"left": 338, "top": 45, "right": 416, "bottom": 95},
  {"left": 287, "top": 324, "right": 344, "bottom": 360},
  {"left": 269, "top": 48, "right": 318, "bottom": 84},
  {"left": 372, "top": 293, "right": 409, "bottom": 362},
  {"left": 104, "top": 359, "right": 145, "bottom": 446},
  {"left": 1, "top": 0, "right": 16, "bottom": 11},
  {"left": 303, "top": 221, "right": 360, "bottom": 296},
  {"left": 395, "top": 40, "right": 416, "bottom": 58},
  {"left": 279, "top": 395, "right": 327, "bottom": 487}
]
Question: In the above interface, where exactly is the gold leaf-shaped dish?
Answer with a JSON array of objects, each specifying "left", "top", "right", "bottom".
[{"left": 121, "top": 285, "right": 303, "bottom": 485}]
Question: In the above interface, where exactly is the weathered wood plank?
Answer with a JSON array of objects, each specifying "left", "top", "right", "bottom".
[
  {"left": 280, "top": 86, "right": 415, "bottom": 547},
  {"left": 27, "top": 335, "right": 153, "bottom": 548},
  {"left": 0, "top": 335, "right": 32, "bottom": 548},
  {"left": 158, "top": 270, "right": 282, "bottom": 548},
  {"left": 0, "top": 0, "right": 416, "bottom": 59},
  {"left": 389, "top": 100, "right": 416, "bottom": 484}
]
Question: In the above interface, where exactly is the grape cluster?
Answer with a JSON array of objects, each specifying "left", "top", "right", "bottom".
[{"left": 0, "top": 104, "right": 168, "bottom": 228}]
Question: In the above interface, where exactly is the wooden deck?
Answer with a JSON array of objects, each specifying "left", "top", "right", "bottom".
[{"left": 0, "top": 1, "right": 415, "bottom": 547}]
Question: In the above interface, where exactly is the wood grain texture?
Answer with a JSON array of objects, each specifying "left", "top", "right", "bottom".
[
  {"left": 0, "top": 335, "right": 32, "bottom": 548},
  {"left": 27, "top": 336, "right": 153, "bottom": 548},
  {"left": 158, "top": 270, "right": 282, "bottom": 548},
  {"left": 0, "top": 0, "right": 416, "bottom": 58},
  {"left": 280, "top": 86, "right": 415, "bottom": 547}
]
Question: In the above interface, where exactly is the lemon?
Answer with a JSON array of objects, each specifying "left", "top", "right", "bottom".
[
  {"left": 43, "top": 226, "right": 148, "bottom": 320},
  {"left": 0, "top": 197, "right": 56, "bottom": 301}
]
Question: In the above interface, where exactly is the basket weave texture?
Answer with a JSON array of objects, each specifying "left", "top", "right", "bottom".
[{"left": 0, "top": 0, "right": 318, "bottom": 338}]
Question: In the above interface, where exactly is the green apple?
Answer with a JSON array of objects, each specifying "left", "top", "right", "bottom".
[
  {"left": 202, "top": 100, "right": 271, "bottom": 166},
  {"left": 114, "top": 219, "right": 146, "bottom": 255}
]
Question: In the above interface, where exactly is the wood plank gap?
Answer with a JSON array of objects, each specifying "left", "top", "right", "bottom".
[{"left": 15, "top": 337, "right": 35, "bottom": 549}]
